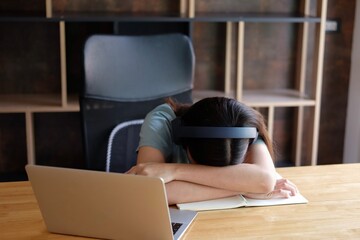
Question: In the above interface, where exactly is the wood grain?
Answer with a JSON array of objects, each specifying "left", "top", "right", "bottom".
[{"left": 0, "top": 164, "right": 359, "bottom": 239}]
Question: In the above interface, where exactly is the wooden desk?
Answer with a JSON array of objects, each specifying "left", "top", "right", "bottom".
[{"left": 1, "top": 164, "right": 360, "bottom": 239}]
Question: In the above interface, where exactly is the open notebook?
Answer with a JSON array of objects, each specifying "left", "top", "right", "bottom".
[{"left": 177, "top": 173, "right": 308, "bottom": 211}]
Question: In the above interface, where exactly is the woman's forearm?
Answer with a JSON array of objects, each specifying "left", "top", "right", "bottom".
[
  {"left": 165, "top": 180, "right": 239, "bottom": 205},
  {"left": 134, "top": 144, "right": 277, "bottom": 195},
  {"left": 173, "top": 143, "right": 277, "bottom": 194},
  {"left": 173, "top": 163, "right": 276, "bottom": 194},
  {"left": 129, "top": 161, "right": 276, "bottom": 194}
]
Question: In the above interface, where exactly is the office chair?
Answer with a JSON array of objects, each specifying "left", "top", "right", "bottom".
[{"left": 81, "top": 33, "right": 195, "bottom": 172}]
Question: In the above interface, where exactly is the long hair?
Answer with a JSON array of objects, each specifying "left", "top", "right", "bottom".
[{"left": 167, "top": 97, "right": 274, "bottom": 166}]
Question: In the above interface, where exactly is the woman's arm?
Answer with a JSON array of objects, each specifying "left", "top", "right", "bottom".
[
  {"left": 131, "top": 143, "right": 277, "bottom": 194},
  {"left": 172, "top": 142, "right": 277, "bottom": 193},
  {"left": 132, "top": 144, "right": 297, "bottom": 204},
  {"left": 132, "top": 146, "right": 240, "bottom": 204},
  {"left": 165, "top": 181, "right": 239, "bottom": 205},
  {"left": 166, "top": 178, "right": 298, "bottom": 205},
  {"left": 243, "top": 178, "right": 298, "bottom": 199}
]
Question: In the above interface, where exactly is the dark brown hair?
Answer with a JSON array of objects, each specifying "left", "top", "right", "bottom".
[{"left": 167, "top": 97, "right": 274, "bottom": 166}]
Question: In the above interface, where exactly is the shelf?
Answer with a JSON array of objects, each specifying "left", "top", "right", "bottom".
[
  {"left": 193, "top": 89, "right": 316, "bottom": 107},
  {"left": 1, "top": 90, "right": 315, "bottom": 112},
  {"left": 0, "top": 12, "right": 321, "bottom": 23},
  {"left": 193, "top": 12, "right": 321, "bottom": 23},
  {"left": 242, "top": 89, "right": 316, "bottom": 107},
  {"left": 0, "top": 0, "right": 327, "bottom": 171},
  {"left": 0, "top": 94, "right": 79, "bottom": 113},
  {"left": 52, "top": 11, "right": 189, "bottom": 22}
]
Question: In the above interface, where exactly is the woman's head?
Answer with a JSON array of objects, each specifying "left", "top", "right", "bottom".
[{"left": 168, "top": 97, "right": 273, "bottom": 166}]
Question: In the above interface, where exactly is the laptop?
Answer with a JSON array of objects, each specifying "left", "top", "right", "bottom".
[{"left": 25, "top": 165, "right": 197, "bottom": 240}]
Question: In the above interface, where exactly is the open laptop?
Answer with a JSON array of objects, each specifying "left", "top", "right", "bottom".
[{"left": 25, "top": 165, "right": 197, "bottom": 240}]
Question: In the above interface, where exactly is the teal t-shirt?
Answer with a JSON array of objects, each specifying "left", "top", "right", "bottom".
[{"left": 138, "top": 104, "right": 190, "bottom": 164}]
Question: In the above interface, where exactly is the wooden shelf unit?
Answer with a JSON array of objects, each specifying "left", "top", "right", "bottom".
[
  {"left": 0, "top": 0, "right": 327, "bottom": 174},
  {"left": 0, "top": 94, "right": 79, "bottom": 113},
  {"left": 193, "top": 0, "right": 327, "bottom": 166}
]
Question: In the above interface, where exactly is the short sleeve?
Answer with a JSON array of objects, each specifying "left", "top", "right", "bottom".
[{"left": 138, "top": 104, "right": 176, "bottom": 159}]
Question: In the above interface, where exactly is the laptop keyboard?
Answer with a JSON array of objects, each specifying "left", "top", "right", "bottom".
[{"left": 172, "top": 222, "right": 183, "bottom": 235}]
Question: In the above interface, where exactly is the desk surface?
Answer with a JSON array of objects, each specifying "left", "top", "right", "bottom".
[{"left": 1, "top": 164, "right": 360, "bottom": 239}]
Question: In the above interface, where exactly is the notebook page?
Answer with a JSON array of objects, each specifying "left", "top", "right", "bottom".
[{"left": 177, "top": 195, "right": 247, "bottom": 211}]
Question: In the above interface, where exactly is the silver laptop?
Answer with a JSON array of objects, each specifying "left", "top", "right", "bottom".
[{"left": 25, "top": 165, "right": 197, "bottom": 240}]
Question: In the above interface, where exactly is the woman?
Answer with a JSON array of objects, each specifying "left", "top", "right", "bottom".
[{"left": 127, "top": 97, "right": 297, "bottom": 205}]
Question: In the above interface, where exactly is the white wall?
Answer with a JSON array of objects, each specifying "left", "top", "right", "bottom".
[{"left": 343, "top": 1, "right": 360, "bottom": 163}]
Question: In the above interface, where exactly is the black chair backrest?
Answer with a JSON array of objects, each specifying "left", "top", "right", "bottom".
[{"left": 81, "top": 33, "right": 195, "bottom": 171}]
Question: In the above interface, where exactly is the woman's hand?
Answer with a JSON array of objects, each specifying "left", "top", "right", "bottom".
[
  {"left": 126, "top": 163, "right": 177, "bottom": 183},
  {"left": 243, "top": 178, "right": 298, "bottom": 199}
]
